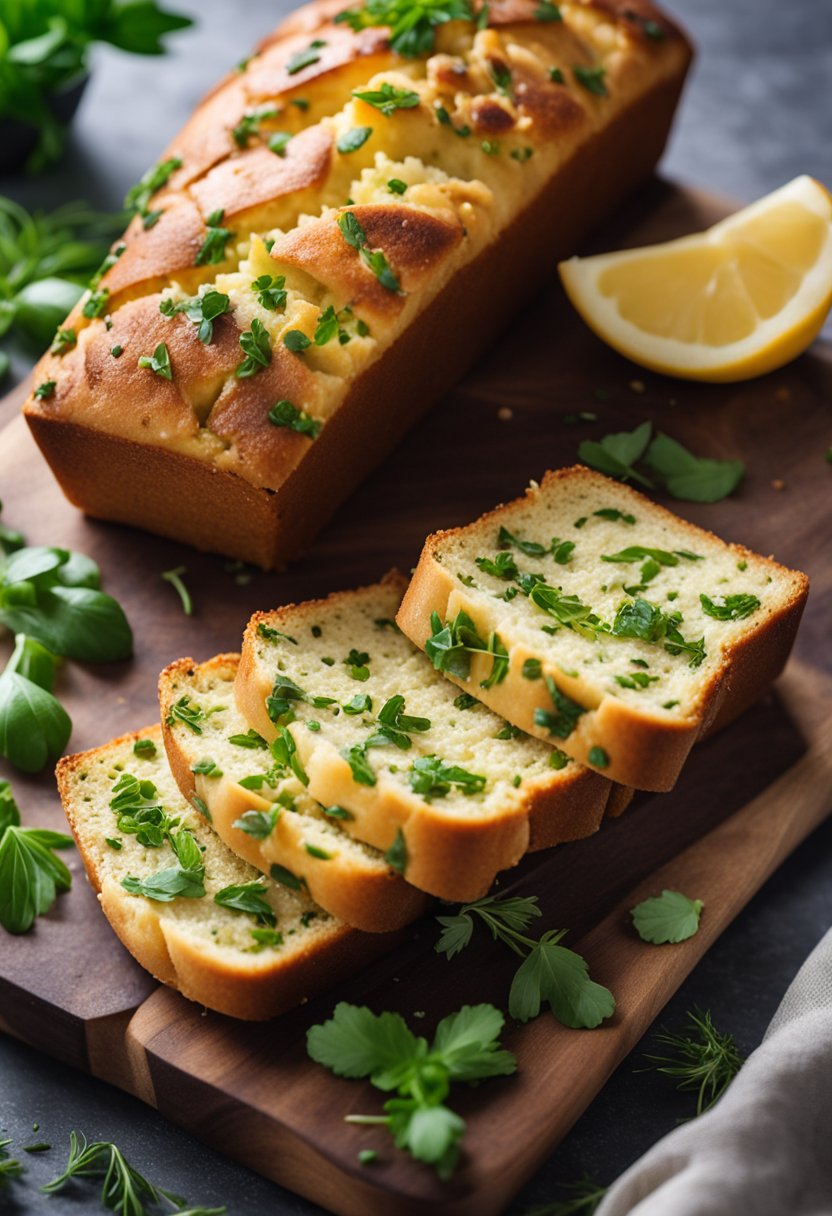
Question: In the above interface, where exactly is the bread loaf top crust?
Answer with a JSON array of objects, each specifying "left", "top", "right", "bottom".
[{"left": 25, "top": 0, "right": 691, "bottom": 496}]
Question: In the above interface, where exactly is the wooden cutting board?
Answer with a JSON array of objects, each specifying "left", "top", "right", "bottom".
[{"left": 1, "top": 179, "right": 831, "bottom": 1216}]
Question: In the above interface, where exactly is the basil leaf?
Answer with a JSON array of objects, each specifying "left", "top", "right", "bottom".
[
  {"left": 0, "top": 584, "right": 132, "bottom": 661},
  {"left": 0, "top": 669, "right": 71, "bottom": 772}
]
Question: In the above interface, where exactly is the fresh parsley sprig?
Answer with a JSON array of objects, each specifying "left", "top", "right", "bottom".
[
  {"left": 337, "top": 211, "right": 400, "bottom": 292},
  {"left": 159, "top": 289, "right": 230, "bottom": 344},
  {"left": 436, "top": 893, "right": 615, "bottom": 1029},
  {"left": 631, "top": 889, "right": 704, "bottom": 944},
  {"left": 641, "top": 1008, "right": 742, "bottom": 1116},
  {"left": 578, "top": 422, "right": 745, "bottom": 503},
  {"left": 335, "top": 0, "right": 474, "bottom": 58},
  {"left": 0, "top": 777, "right": 74, "bottom": 933},
  {"left": 425, "top": 609, "right": 508, "bottom": 689},
  {"left": 307, "top": 1002, "right": 516, "bottom": 1177}
]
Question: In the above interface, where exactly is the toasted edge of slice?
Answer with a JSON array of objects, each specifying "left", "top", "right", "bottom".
[
  {"left": 56, "top": 725, "right": 397, "bottom": 1020},
  {"left": 234, "top": 573, "right": 622, "bottom": 901},
  {"left": 160, "top": 653, "right": 430, "bottom": 932},
  {"left": 396, "top": 467, "right": 809, "bottom": 792}
]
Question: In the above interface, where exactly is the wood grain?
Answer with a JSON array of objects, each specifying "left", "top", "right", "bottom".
[{"left": 0, "top": 179, "right": 830, "bottom": 1215}]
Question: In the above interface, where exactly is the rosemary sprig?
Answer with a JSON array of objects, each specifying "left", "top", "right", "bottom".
[
  {"left": 0, "top": 1138, "right": 24, "bottom": 1186},
  {"left": 641, "top": 1007, "right": 743, "bottom": 1116}
]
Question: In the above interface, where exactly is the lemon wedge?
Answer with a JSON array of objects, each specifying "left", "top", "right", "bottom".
[{"left": 559, "top": 176, "right": 832, "bottom": 382}]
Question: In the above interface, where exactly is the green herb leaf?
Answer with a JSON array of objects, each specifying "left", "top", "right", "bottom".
[
  {"left": 121, "top": 865, "right": 205, "bottom": 902},
  {"left": 0, "top": 636, "right": 71, "bottom": 773},
  {"left": 342, "top": 743, "right": 377, "bottom": 786},
  {"left": 137, "top": 341, "right": 172, "bottom": 380},
  {"left": 353, "top": 83, "right": 421, "bottom": 114},
  {"left": 631, "top": 889, "right": 704, "bottom": 944},
  {"left": 159, "top": 289, "right": 230, "bottom": 343},
  {"left": 337, "top": 125, "right": 373, "bottom": 154},
  {"left": 236, "top": 318, "right": 272, "bottom": 377},
  {"left": 578, "top": 421, "right": 653, "bottom": 486},
  {"left": 533, "top": 675, "right": 585, "bottom": 739},
  {"left": 125, "top": 157, "right": 181, "bottom": 218},
  {"left": 43, "top": 1131, "right": 191, "bottom": 1212},
  {"left": 336, "top": 211, "right": 400, "bottom": 292},
  {"left": 252, "top": 274, "right": 287, "bottom": 311},
  {"left": 334, "top": 0, "right": 473, "bottom": 58},
  {"left": 645, "top": 432, "right": 745, "bottom": 503},
  {"left": 385, "top": 827, "right": 407, "bottom": 874},
  {"left": 214, "top": 881, "right": 276, "bottom": 925},
  {"left": 573, "top": 64, "right": 608, "bottom": 96},
  {"left": 195, "top": 211, "right": 234, "bottom": 267},
  {"left": 0, "top": 783, "right": 73, "bottom": 932},
  {"left": 286, "top": 42, "right": 325, "bottom": 75},
  {"left": 408, "top": 755, "right": 486, "bottom": 800},
  {"left": 509, "top": 930, "right": 615, "bottom": 1028},
  {"left": 268, "top": 399, "right": 322, "bottom": 438},
  {"left": 700, "top": 593, "right": 760, "bottom": 621},
  {"left": 233, "top": 808, "right": 279, "bottom": 839}
]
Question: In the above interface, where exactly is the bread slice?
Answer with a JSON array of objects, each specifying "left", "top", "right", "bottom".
[
  {"left": 160, "top": 653, "right": 429, "bottom": 932},
  {"left": 57, "top": 727, "right": 396, "bottom": 1019},
  {"left": 397, "top": 466, "right": 809, "bottom": 792},
  {"left": 234, "top": 575, "right": 625, "bottom": 901}
]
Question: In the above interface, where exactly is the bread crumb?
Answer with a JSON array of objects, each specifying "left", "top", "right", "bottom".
[
  {"left": 772, "top": 479, "right": 786, "bottom": 491},
  {"left": 497, "top": 406, "right": 513, "bottom": 421},
  {"left": 629, "top": 379, "right": 646, "bottom": 393}
]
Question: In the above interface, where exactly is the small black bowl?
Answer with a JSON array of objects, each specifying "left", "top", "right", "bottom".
[{"left": 0, "top": 73, "right": 90, "bottom": 175}]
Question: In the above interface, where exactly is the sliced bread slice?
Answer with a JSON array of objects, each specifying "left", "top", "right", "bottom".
[
  {"left": 160, "top": 654, "right": 429, "bottom": 932},
  {"left": 397, "top": 466, "right": 809, "bottom": 792},
  {"left": 234, "top": 575, "right": 623, "bottom": 902},
  {"left": 57, "top": 727, "right": 395, "bottom": 1020}
]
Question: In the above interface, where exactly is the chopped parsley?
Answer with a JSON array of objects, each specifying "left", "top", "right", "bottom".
[
  {"left": 137, "top": 342, "right": 172, "bottom": 380},
  {"left": 159, "top": 288, "right": 230, "bottom": 343},
  {"left": 700, "top": 593, "right": 760, "bottom": 621},
  {"left": 268, "top": 131, "right": 293, "bottom": 156},
  {"left": 124, "top": 156, "right": 181, "bottom": 224},
  {"left": 236, "top": 318, "right": 272, "bottom": 377},
  {"left": 337, "top": 210, "right": 400, "bottom": 292},
  {"left": 388, "top": 177, "right": 407, "bottom": 194},
  {"left": 334, "top": 0, "right": 473, "bottom": 58},
  {"left": 34, "top": 380, "right": 56, "bottom": 400},
  {"left": 232, "top": 105, "right": 279, "bottom": 147},
  {"left": 408, "top": 755, "right": 486, "bottom": 800},
  {"left": 573, "top": 65, "right": 608, "bottom": 97},
  {"left": 534, "top": 675, "right": 585, "bottom": 739},
  {"left": 286, "top": 39, "right": 327, "bottom": 75},
  {"left": 82, "top": 288, "right": 109, "bottom": 319},
  {"left": 337, "top": 125, "right": 373, "bottom": 153},
  {"left": 195, "top": 208, "right": 234, "bottom": 266},
  {"left": 268, "top": 399, "right": 322, "bottom": 438},
  {"left": 352, "top": 83, "right": 420, "bottom": 114},
  {"left": 50, "top": 327, "right": 76, "bottom": 356},
  {"left": 252, "top": 273, "right": 287, "bottom": 311}
]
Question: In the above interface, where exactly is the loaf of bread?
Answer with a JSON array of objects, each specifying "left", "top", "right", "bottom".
[
  {"left": 160, "top": 652, "right": 430, "bottom": 931},
  {"left": 397, "top": 466, "right": 809, "bottom": 792},
  {"left": 234, "top": 574, "right": 629, "bottom": 900},
  {"left": 24, "top": 0, "right": 692, "bottom": 568},
  {"left": 57, "top": 726, "right": 396, "bottom": 1018}
]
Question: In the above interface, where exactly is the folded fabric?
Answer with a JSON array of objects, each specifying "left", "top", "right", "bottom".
[{"left": 596, "top": 928, "right": 832, "bottom": 1216}]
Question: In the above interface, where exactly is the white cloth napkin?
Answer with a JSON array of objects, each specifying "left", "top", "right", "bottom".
[{"left": 596, "top": 928, "right": 832, "bottom": 1216}]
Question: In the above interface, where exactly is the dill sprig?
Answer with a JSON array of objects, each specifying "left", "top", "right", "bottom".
[
  {"left": 642, "top": 1007, "right": 743, "bottom": 1116},
  {"left": 524, "top": 1176, "right": 608, "bottom": 1215},
  {"left": 42, "top": 1132, "right": 183, "bottom": 1213}
]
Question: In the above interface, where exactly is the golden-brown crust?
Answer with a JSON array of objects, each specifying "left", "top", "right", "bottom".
[
  {"left": 233, "top": 578, "right": 619, "bottom": 901},
  {"left": 396, "top": 466, "right": 810, "bottom": 792},
  {"left": 24, "top": 39, "right": 692, "bottom": 568},
  {"left": 30, "top": 295, "right": 243, "bottom": 445},
  {"left": 190, "top": 126, "right": 334, "bottom": 224},
  {"left": 102, "top": 198, "right": 208, "bottom": 305},
  {"left": 159, "top": 653, "right": 430, "bottom": 932},
  {"left": 56, "top": 726, "right": 400, "bottom": 1021},
  {"left": 269, "top": 204, "right": 465, "bottom": 325}
]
